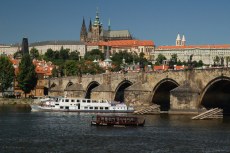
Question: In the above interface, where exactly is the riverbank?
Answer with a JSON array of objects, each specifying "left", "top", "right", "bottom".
[{"left": 0, "top": 98, "right": 35, "bottom": 105}]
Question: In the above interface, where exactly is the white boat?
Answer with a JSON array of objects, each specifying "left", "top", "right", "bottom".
[{"left": 31, "top": 97, "right": 134, "bottom": 113}]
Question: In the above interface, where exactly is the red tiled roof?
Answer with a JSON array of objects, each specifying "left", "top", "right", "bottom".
[
  {"left": 154, "top": 65, "right": 169, "bottom": 70},
  {"left": 156, "top": 44, "right": 230, "bottom": 50},
  {"left": 98, "top": 40, "right": 154, "bottom": 47}
]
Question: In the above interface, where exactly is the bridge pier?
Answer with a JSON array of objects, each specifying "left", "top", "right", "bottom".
[{"left": 169, "top": 82, "right": 201, "bottom": 114}]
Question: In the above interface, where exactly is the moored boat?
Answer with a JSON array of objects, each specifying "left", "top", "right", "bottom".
[
  {"left": 91, "top": 115, "right": 145, "bottom": 126},
  {"left": 31, "top": 97, "right": 134, "bottom": 113}
]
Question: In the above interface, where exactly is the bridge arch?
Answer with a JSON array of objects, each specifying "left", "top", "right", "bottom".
[
  {"left": 114, "top": 80, "right": 133, "bottom": 102},
  {"left": 85, "top": 81, "right": 100, "bottom": 99},
  {"left": 199, "top": 76, "right": 230, "bottom": 114},
  {"left": 151, "top": 78, "right": 179, "bottom": 111}
]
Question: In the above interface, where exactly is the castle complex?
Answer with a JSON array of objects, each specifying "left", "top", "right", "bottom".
[{"left": 80, "top": 9, "right": 132, "bottom": 42}]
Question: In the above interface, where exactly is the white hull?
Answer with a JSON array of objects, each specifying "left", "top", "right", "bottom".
[{"left": 30, "top": 97, "right": 134, "bottom": 113}]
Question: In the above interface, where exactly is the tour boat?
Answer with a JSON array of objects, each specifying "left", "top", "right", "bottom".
[
  {"left": 30, "top": 97, "right": 134, "bottom": 113},
  {"left": 91, "top": 115, "right": 145, "bottom": 126}
]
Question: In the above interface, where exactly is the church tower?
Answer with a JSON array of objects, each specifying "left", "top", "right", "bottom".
[
  {"left": 91, "top": 8, "right": 102, "bottom": 42},
  {"left": 80, "top": 17, "right": 88, "bottom": 42},
  {"left": 181, "top": 35, "right": 186, "bottom": 46},
  {"left": 176, "top": 33, "right": 181, "bottom": 46}
]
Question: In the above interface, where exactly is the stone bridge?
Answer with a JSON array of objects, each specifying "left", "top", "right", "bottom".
[{"left": 46, "top": 68, "right": 230, "bottom": 114}]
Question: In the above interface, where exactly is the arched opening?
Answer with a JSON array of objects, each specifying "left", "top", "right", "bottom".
[
  {"left": 85, "top": 81, "right": 100, "bottom": 99},
  {"left": 200, "top": 77, "right": 230, "bottom": 115},
  {"left": 152, "top": 79, "right": 179, "bottom": 111},
  {"left": 114, "top": 80, "right": 132, "bottom": 102}
]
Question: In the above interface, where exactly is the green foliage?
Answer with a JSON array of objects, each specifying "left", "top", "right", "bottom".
[
  {"left": 155, "top": 54, "right": 167, "bottom": 65},
  {"left": 17, "top": 54, "right": 38, "bottom": 97},
  {"left": 69, "top": 51, "right": 80, "bottom": 60},
  {"left": 65, "top": 60, "right": 77, "bottom": 76},
  {"left": 30, "top": 47, "right": 39, "bottom": 59},
  {"left": 59, "top": 46, "right": 69, "bottom": 60},
  {"left": 13, "top": 51, "right": 22, "bottom": 59},
  {"left": 52, "top": 66, "right": 59, "bottom": 77},
  {"left": 84, "top": 49, "right": 104, "bottom": 61},
  {"left": 0, "top": 56, "right": 15, "bottom": 93}
]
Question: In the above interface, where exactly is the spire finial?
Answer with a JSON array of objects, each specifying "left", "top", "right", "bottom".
[{"left": 108, "top": 18, "right": 111, "bottom": 31}]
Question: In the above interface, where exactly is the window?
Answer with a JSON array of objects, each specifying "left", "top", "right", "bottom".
[
  {"left": 105, "top": 107, "right": 109, "bottom": 110},
  {"left": 90, "top": 107, "right": 93, "bottom": 109},
  {"left": 65, "top": 99, "right": 69, "bottom": 102},
  {"left": 77, "top": 100, "right": 80, "bottom": 102},
  {"left": 71, "top": 99, "right": 74, "bottom": 102},
  {"left": 84, "top": 107, "right": 88, "bottom": 109},
  {"left": 82, "top": 100, "right": 86, "bottom": 103},
  {"left": 100, "top": 107, "right": 103, "bottom": 110},
  {"left": 87, "top": 100, "right": 91, "bottom": 103},
  {"left": 95, "top": 107, "right": 98, "bottom": 110}
]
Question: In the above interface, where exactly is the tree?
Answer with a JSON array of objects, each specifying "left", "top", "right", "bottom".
[
  {"left": 65, "top": 60, "right": 77, "bottom": 76},
  {"left": 0, "top": 56, "right": 15, "bottom": 96},
  {"left": 69, "top": 51, "right": 80, "bottom": 61},
  {"left": 213, "top": 56, "right": 220, "bottom": 66},
  {"left": 226, "top": 56, "right": 230, "bottom": 67},
  {"left": 13, "top": 51, "right": 22, "bottom": 59},
  {"left": 44, "top": 48, "right": 54, "bottom": 60},
  {"left": 84, "top": 49, "right": 104, "bottom": 61},
  {"left": 59, "top": 46, "right": 69, "bottom": 60},
  {"left": 155, "top": 54, "right": 167, "bottom": 65},
  {"left": 30, "top": 47, "right": 39, "bottom": 59},
  {"left": 17, "top": 54, "right": 38, "bottom": 97},
  {"left": 169, "top": 54, "right": 178, "bottom": 69}
]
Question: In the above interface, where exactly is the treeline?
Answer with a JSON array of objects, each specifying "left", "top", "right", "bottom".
[{"left": 14, "top": 47, "right": 151, "bottom": 77}]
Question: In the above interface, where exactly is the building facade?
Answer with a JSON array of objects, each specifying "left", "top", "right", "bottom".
[
  {"left": 154, "top": 34, "right": 230, "bottom": 66},
  {"left": 30, "top": 41, "right": 86, "bottom": 57}
]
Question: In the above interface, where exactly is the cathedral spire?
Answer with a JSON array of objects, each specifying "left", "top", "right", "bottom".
[
  {"left": 80, "top": 17, "right": 88, "bottom": 42},
  {"left": 108, "top": 18, "right": 111, "bottom": 31},
  {"left": 94, "top": 7, "right": 101, "bottom": 26},
  {"left": 88, "top": 18, "right": 92, "bottom": 32}
]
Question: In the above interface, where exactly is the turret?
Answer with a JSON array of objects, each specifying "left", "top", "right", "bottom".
[
  {"left": 176, "top": 33, "right": 181, "bottom": 46},
  {"left": 181, "top": 35, "right": 186, "bottom": 46}
]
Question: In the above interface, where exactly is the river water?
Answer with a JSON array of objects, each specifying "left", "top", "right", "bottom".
[{"left": 0, "top": 106, "right": 230, "bottom": 153}]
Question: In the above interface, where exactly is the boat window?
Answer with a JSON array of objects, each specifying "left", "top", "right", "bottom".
[
  {"left": 62, "top": 99, "right": 64, "bottom": 102},
  {"left": 84, "top": 107, "right": 88, "bottom": 109},
  {"left": 105, "top": 107, "right": 109, "bottom": 110},
  {"left": 95, "top": 107, "right": 98, "bottom": 110},
  {"left": 55, "top": 104, "right": 59, "bottom": 105},
  {"left": 60, "top": 106, "right": 63, "bottom": 109},
  {"left": 82, "top": 100, "right": 86, "bottom": 103},
  {"left": 92, "top": 100, "right": 97, "bottom": 103},
  {"left": 71, "top": 99, "right": 74, "bottom": 102},
  {"left": 65, "top": 99, "right": 69, "bottom": 102},
  {"left": 100, "top": 107, "right": 103, "bottom": 110},
  {"left": 87, "top": 100, "right": 91, "bottom": 103},
  {"left": 77, "top": 100, "right": 80, "bottom": 102},
  {"left": 65, "top": 106, "right": 69, "bottom": 109},
  {"left": 90, "top": 107, "right": 93, "bottom": 109}
]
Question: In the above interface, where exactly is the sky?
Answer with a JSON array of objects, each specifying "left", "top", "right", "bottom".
[{"left": 0, "top": 0, "right": 230, "bottom": 46}]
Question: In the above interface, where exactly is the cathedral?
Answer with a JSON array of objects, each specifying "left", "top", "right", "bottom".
[{"left": 80, "top": 9, "right": 133, "bottom": 42}]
